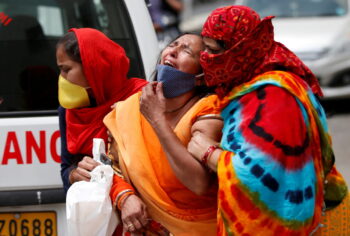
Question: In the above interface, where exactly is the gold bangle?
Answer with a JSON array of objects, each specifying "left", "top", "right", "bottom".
[
  {"left": 116, "top": 189, "right": 134, "bottom": 210},
  {"left": 196, "top": 114, "right": 223, "bottom": 121}
]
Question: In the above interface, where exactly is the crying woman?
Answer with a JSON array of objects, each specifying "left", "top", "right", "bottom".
[{"left": 103, "top": 33, "right": 223, "bottom": 235}]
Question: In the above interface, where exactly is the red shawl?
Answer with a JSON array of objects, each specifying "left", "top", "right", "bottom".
[
  {"left": 200, "top": 6, "right": 322, "bottom": 98},
  {"left": 66, "top": 28, "right": 147, "bottom": 155}
]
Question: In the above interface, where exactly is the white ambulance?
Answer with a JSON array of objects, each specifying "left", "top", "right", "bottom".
[{"left": 0, "top": 0, "right": 159, "bottom": 235}]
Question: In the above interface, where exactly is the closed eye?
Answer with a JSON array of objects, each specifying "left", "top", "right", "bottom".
[
  {"left": 185, "top": 49, "right": 193, "bottom": 55},
  {"left": 206, "top": 48, "right": 222, "bottom": 54},
  {"left": 58, "top": 65, "right": 70, "bottom": 74}
]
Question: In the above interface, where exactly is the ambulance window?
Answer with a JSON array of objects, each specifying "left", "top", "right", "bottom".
[{"left": 0, "top": 0, "right": 143, "bottom": 115}]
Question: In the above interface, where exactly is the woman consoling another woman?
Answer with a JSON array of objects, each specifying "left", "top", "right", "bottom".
[{"left": 187, "top": 5, "right": 350, "bottom": 236}]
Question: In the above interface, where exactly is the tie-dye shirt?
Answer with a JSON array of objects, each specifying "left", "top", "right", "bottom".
[{"left": 216, "top": 71, "right": 347, "bottom": 235}]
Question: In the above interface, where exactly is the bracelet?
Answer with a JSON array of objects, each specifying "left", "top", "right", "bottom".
[
  {"left": 201, "top": 145, "right": 219, "bottom": 167},
  {"left": 116, "top": 189, "right": 134, "bottom": 210},
  {"left": 196, "top": 114, "right": 223, "bottom": 122}
]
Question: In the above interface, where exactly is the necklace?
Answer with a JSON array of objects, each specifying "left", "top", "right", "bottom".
[{"left": 165, "top": 95, "right": 197, "bottom": 113}]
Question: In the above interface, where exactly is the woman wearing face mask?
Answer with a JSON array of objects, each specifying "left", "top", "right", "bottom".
[
  {"left": 187, "top": 6, "right": 349, "bottom": 235},
  {"left": 56, "top": 28, "right": 147, "bottom": 193},
  {"left": 104, "top": 33, "right": 223, "bottom": 235}
]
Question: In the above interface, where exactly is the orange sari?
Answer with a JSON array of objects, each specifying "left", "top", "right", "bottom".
[{"left": 104, "top": 92, "right": 220, "bottom": 236}]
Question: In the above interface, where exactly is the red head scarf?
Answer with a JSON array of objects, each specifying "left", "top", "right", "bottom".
[
  {"left": 200, "top": 6, "right": 322, "bottom": 97},
  {"left": 65, "top": 28, "right": 148, "bottom": 155}
]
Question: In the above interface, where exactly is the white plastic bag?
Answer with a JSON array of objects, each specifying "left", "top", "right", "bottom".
[{"left": 66, "top": 138, "right": 118, "bottom": 236}]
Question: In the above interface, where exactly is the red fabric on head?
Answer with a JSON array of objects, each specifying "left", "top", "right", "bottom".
[
  {"left": 200, "top": 6, "right": 322, "bottom": 97},
  {"left": 65, "top": 28, "right": 147, "bottom": 155}
]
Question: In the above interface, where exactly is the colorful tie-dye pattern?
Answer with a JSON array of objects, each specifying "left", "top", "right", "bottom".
[{"left": 216, "top": 71, "right": 347, "bottom": 235}]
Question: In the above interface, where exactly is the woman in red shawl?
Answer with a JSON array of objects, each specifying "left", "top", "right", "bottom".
[
  {"left": 187, "top": 6, "right": 349, "bottom": 235},
  {"left": 56, "top": 28, "right": 147, "bottom": 192}
]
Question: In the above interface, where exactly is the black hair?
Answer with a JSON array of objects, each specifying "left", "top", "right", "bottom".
[{"left": 56, "top": 32, "right": 82, "bottom": 63}]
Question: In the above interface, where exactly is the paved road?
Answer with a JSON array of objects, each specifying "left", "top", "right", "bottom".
[{"left": 323, "top": 99, "right": 350, "bottom": 184}]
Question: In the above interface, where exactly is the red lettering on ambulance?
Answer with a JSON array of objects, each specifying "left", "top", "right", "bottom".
[
  {"left": 0, "top": 12, "right": 12, "bottom": 26},
  {"left": 2, "top": 132, "right": 24, "bottom": 165},
  {"left": 50, "top": 130, "right": 61, "bottom": 163},
  {"left": 26, "top": 131, "right": 46, "bottom": 164},
  {"left": 0, "top": 12, "right": 7, "bottom": 23},
  {"left": 4, "top": 17, "right": 12, "bottom": 26}
]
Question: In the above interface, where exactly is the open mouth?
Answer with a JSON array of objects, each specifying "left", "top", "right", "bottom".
[{"left": 164, "top": 60, "right": 175, "bottom": 68}]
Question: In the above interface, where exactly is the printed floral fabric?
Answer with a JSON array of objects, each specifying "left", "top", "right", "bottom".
[{"left": 200, "top": 6, "right": 322, "bottom": 98}]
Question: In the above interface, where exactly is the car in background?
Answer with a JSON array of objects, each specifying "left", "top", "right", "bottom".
[
  {"left": 0, "top": 0, "right": 158, "bottom": 235},
  {"left": 181, "top": 0, "right": 350, "bottom": 99},
  {"left": 235, "top": 0, "right": 350, "bottom": 99}
]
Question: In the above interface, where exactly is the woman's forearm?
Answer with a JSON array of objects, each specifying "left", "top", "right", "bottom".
[
  {"left": 152, "top": 118, "right": 211, "bottom": 195},
  {"left": 207, "top": 149, "right": 223, "bottom": 172},
  {"left": 110, "top": 175, "right": 135, "bottom": 210}
]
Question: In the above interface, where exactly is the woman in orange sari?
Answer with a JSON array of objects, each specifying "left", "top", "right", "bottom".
[{"left": 104, "top": 33, "right": 222, "bottom": 235}]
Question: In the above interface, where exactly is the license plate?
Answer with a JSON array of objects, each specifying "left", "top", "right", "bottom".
[{"left": 0, "top": 211, "right": 57, "bottom": 236}]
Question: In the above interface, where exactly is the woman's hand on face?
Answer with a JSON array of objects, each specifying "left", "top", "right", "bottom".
[
  {"left": 69, "top": 156, "right": 100, "bottom": 183},
  {"left": 188, "top": 132, "right": 218, "bottom": 161},
  {"left": 121, "top": 194, "right": 149, "bottom": 233},
  {"left": 140, "top": 82, "right": 166, "bottom": 126}
]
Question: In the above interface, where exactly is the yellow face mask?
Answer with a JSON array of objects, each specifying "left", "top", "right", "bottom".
[{"left": 58, "top": 75, "right": 90, "bottom": 109}]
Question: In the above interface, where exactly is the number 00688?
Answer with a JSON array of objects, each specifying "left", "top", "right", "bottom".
[{"left": 0, "top": 211, "right": 57, "bottom": 236}]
